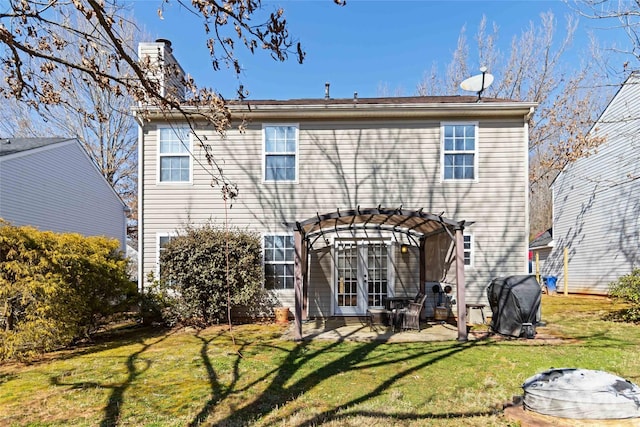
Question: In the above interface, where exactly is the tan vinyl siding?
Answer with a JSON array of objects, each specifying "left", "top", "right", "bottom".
[
  {"left": 394, "top": 246, "right": 421, "bottom": 296},
  {"left": 307, "top": 247, "right": 332, "bottom": 317},
  {"left": 141, "top": 114, "right": 529, "bottom": 312}
]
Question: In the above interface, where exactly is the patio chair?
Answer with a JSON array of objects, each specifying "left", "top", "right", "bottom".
[
  {"left": 400, "top": 293, "right": 428, "bottom": 331},
  {"left": 413, "top": 291, "right": 425, "bottom": 304}
]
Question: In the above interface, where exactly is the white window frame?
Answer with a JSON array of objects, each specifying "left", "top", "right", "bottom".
[
  {"left": 463, "top": 233, "right": 474, "bottom": 268},
  {"left": 263, "top": 234, "right": 296, "bottom": 290},
  {"left": 157, "top": 126, "right": 193, "bottom": 184},
  {"left": 156, "top": 232, "right": 178, "bottom": 280},
  {"left": 441, "top": 122, "right": 478, "bottom": 182},
  {"left": 262, "top": 124, "right": 299, "bottom": 183}
]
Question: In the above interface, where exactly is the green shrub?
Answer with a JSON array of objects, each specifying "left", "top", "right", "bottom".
[
  {"left": 609, "top": 269, "right": 640, "bottom": 322},
  {"left": 159, "top": 224, "right": 269, "bottom": 326},
  {"left": 140, "top": 271, "right": 180, "bottom": 326},
  {"left": 0, "top": 220, "right": 134, "bottom": 360}
]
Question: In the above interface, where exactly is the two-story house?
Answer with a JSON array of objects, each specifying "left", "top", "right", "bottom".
[
  {"left": 546, "top": 72, "right": 640, "bottom": 294},
  {"left": 136, "top": 40, "right": 536, "bottom": 340}
]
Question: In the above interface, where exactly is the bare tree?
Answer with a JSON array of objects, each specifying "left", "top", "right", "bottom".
[
  {"left": 417, "top": 12, "right": 613, "bottom": 235},
  {"left": 570, "top": 0, "right": 640, "bottom": 69},
  {"left": 0, "top": 7, "right": 139, "bottom": 221},
  {"left": 0, "top": 98, "right": 45, "bottom": 137},
  {"left": 1, "top": 0, "right": 347, "bottom": 199}
]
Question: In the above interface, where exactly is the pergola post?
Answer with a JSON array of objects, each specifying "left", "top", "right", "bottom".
[
  {"left": 419, "top": 237, "right": 426, "bottom": 319},
  {"left": 419, "top": 237, "right": 426, "bottom": 293},
  {"left": 454, "top": 224, "right": 468, "bottom": 341},
  {"left": 293, "top": 229, "right": 304, "bottom": 341}
]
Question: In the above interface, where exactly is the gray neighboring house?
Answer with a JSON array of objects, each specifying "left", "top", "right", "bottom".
[
  {"left": 546, "top": 72, "right": 640, "bottom": 294},
  {"left": 136, "top": 40, "right": 536, "bottom": 338},
  {"left": 0, "top": 137, "right": 128, "bottom": 252}
]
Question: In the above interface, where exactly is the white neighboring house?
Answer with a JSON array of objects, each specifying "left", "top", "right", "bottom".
[
  {"left": 0, "top": 137, "right": 128, "bottom": 252},
  {"left": 547, "top": 72, "right": 640, "bottom": 294}
]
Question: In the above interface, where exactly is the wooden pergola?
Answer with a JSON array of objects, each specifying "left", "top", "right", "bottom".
[{"left": 290, "top": 207, "right": 470, "bottom": 341}]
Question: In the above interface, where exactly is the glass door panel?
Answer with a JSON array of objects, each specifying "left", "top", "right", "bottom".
[
  {"left": 367, "top": 243, "right": 388, "bottom": 308},
  {"left": 335, "top": 242, "right": 361, "bottom": 314},
  {"left": 334, "top": 241, "right": 391, "bottom": 315}
]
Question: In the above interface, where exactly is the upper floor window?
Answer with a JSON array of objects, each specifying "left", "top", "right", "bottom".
[
  {"left": 442, "top": 123, "right": 476, "bottom": 180},
  {"left": 264, "top": 125, "right": 297, "bottom": 182},
  {"left": 159, "top": 127, "right": 191, "bottom": 183},
  {"left": 264, "top": 235, "right": 295, "bottom": 290}
]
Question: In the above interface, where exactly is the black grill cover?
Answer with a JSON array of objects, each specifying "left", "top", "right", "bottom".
[{"left": 487, "top": 275, "right": 541, "bottom": 337}]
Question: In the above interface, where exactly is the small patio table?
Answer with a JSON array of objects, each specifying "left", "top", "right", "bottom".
[{"left": 367, "top": 308, "right": 390, "bottom": 330}]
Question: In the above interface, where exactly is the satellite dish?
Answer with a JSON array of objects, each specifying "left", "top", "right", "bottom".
[{"left": 460, "top": 67, "right": 494, "bottom": 100}]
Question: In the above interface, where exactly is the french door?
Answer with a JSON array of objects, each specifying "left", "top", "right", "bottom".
[{"left": 334, "top": 241, "right": 392, "bottom": 315}]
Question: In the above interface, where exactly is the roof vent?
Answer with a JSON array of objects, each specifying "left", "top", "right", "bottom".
[{"left": 325, "top": 82, "right": 330, "bottom": 100}]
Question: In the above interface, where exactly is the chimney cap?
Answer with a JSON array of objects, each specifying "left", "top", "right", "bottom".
[{"left": 155, "top": 38, "right": 172, "bottom": 52}]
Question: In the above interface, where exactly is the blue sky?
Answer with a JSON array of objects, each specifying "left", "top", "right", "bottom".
[{"left": 131, "top": 0, "right": 629, "bottom": 100}]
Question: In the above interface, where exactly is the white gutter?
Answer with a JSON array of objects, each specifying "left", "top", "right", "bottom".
[{"left": 134, "top": 101, "right": 539, "bottom": 122}]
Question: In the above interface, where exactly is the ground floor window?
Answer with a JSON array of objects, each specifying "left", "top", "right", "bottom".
[
  {"left": 264, "top": 235, "right": 295, "bottom": 289},
  {"left": 157, "top": 233, "right": 177, "bottom": 282},
  {"left": 464, "top": 234, "right": 473, "bottom": 266}
]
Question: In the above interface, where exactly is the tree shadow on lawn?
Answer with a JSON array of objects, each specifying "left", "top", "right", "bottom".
[
  {"left": 50, "top": 328, "right": 184, "bottom": 427},
  {"left": 0, "top": 372, "right": 16, "bottom": 387},
  {"left": 192, "top": 331, "right": 495, "bottom": 426},
  {"left": 30, "top": 324, "right": 171, "bottom": 367},
  {"left": 187, "top": 330, "right": 249, "bottom": 427}
]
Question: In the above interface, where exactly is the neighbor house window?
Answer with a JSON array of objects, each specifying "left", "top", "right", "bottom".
[
  {"left": 264, "top": 125, "right": 297, "bottom": 182},
  {"left": 264, "top": 235, "right": 295, "bottom": 289},
  {"left": 159, "top": 127, "right": 191, "bottom": 182},
  {"left": 463, "top": 234, "right": 473, "bottom": 267},
  {"left": 442, "top": 123, "right": 476, "bottom": 180}
]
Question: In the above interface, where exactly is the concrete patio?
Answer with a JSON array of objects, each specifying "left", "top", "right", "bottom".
[{"left": 281, "top": 318, "right": 484, "bottom": 343}]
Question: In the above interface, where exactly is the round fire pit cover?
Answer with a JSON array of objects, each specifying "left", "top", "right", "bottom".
[{"left": 522, "top": 368, "right": 640, "bottom": 420}]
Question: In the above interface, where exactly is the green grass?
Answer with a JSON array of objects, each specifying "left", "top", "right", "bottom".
[{"left": 1, "top": 295, "right": 639, "bottom": 426}]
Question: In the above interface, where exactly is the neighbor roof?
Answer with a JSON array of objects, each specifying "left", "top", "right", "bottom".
[
  {"left": 529, "top": 228, "right": 553, "bottom": 250},
  {"left": 0, "top": 138, "right": 73, "bottom": 157}
]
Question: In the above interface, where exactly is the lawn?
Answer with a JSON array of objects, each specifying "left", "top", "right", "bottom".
[{"left": 1, "top": 295, "right": 639, "bottom": 426}]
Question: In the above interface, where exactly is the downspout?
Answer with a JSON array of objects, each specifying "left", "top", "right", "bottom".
[
  {"left": 455, "top": 223, "right": 467, "bottom": 341},
  {"left": 524, "top": 106, "right": 534, "bottom": 273},
  {"left": 134, "top": 112, "right": 144, "bottom": 295}
]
